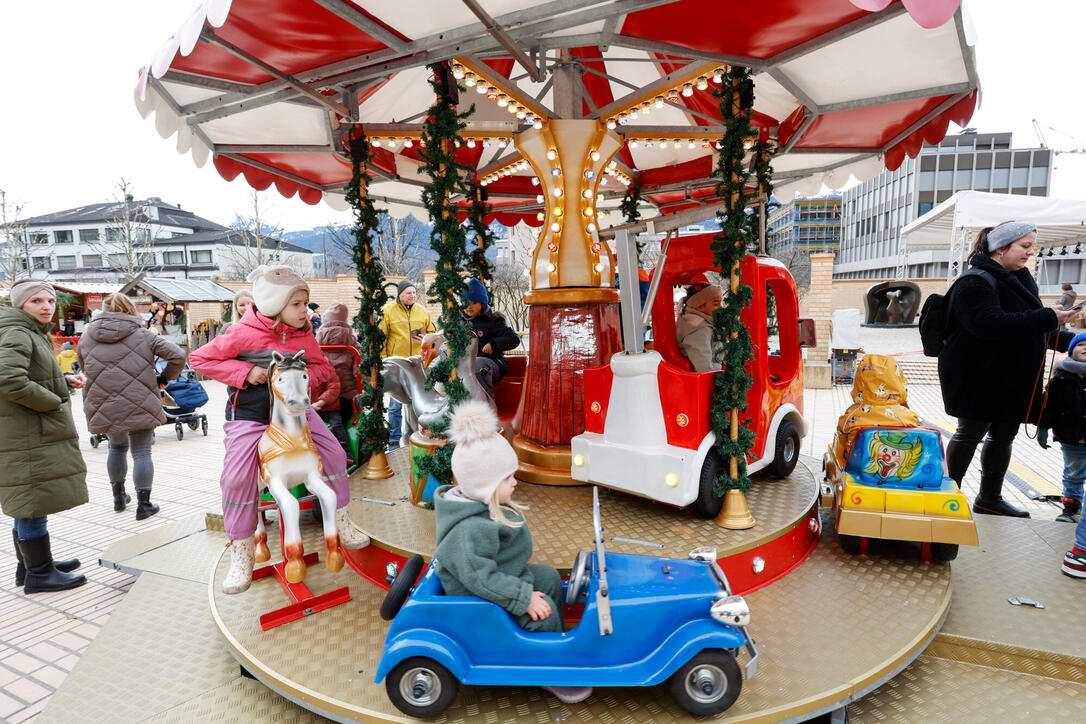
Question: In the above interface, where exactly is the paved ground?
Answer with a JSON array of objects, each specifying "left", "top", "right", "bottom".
[{"left": 0, "top": 366, "right": 1075, "bottom": 723}]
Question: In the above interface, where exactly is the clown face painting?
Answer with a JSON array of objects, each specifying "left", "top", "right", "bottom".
[{"left": 863, "top": 430, "right": 923, "bottom": 481}]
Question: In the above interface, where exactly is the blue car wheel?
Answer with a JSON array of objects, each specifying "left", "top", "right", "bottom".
[
  {"left": 668, "top": 649, "right": 742, "bottom": 716},
  {"left": 386, "top": 657, "right": 459, "bottom": 718}
]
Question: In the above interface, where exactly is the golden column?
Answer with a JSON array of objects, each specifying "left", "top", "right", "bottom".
[{"left": 511, "top": 120, "right": 624, "bottom": 485}]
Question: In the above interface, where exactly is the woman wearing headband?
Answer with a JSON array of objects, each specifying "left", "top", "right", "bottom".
[
  {"left": 939, "top": 221, "right": 1076, "bottom": 517},
  {"left": 676, "top": 281, "right": 723, "bottom": 373}
]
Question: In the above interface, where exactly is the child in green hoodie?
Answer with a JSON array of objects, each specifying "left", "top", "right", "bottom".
[{"left": 433, "top": 399, "right": 592, "bottom": 704}]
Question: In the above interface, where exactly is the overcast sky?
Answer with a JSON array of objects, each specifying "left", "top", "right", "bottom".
[{"left": 1, "top": 0, "right": 1083, "bottom": 232}]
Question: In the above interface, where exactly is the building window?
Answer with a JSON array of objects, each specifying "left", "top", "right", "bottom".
[
  {"left": 53, "top": 230, "right": 73, "bottom": 244},
  {"left": 56, "top": 255, "right": 77, "bottom": 270},
  {"left": 108, "top": 253, "right": 128, "bottom": 268},
  {"left": 32, "top": 256, "right": 51, "bottom": 270},
  {"left": 29, "top": 232, "right": 48, "bottom": 245},
  {"left": 190, "top": 249, "right": 213, "bottom": 264},
  {"left": 79, "top": 228, "right": 100, "bottom": 242},
  {"left": 163, "top": 251, "right": 184, "bottom": 265},
  {"left": 1030, "top": 166, "right": 1049, "bottom": 187},
  {"left": 82, "top": 254, "right": 103, "bottom": 267},
  {"left": 918, "top": 201, "right": 934, "bottom": 216},
  {"left": 105, "top": 227, "right": 125, "bottom": 241},
  {"left": 138, "top": 253, "right": 155, "bottom": 266},
  {"left": 974, "top": 168, "right": 991, "bottom": 188}
]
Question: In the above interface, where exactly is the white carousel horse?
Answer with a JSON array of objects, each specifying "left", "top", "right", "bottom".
[
  {"left": 252, "top": 350, "right": 343, "bottom": 583},
  {"left": 383, "top": 334, "right": 490, "bottom": 445}
]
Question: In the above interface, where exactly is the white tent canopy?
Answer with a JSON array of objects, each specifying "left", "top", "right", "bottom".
[{"left": 901, "top": 190, "right": 1086, "bottom": 283}]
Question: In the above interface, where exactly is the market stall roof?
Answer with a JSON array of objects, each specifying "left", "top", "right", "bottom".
[
  {"left": 51, "top": 282, "right": 125, "bottom": 296},
  {"left": 120, "top": 276, "right": 239, "bottom": 303},
  {"left": 901, "top": 190, "right": 1086, "bottom": 251},
  {"left": 135, "top": 0, "right": 978, "bottom": 225}
]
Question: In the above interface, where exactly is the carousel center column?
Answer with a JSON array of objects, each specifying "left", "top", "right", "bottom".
[{"left": 512, "top": 120, "right": 624, "bottom": 485}]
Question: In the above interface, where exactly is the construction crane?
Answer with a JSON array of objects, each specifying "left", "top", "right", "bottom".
[{"left": 1032, "top": 119, "right": 1086, "bottom": 154}]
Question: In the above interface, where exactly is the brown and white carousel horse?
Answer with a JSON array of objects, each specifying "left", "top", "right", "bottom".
[{"left": 253, "top": 350, "right": 343, "bottom": 583}]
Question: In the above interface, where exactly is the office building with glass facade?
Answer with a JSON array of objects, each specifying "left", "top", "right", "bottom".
[{"left": 767, "top": 194, "right": 842, "bottom": 255}]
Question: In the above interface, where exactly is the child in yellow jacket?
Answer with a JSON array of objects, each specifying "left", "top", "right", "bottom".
[{"left": 56, "top": 341, "right": 79, "bottom": 374}]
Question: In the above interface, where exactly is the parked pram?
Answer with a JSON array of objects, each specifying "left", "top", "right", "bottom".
[{"left": 89, "top": 366, "right": 209, "bottom": 447}]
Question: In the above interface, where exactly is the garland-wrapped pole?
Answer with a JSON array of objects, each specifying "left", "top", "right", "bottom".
[
  {"left": 346, "top": 130, "right": 393, "bottom": 478},
  {"left": 466, "top": 178, "right": 495, "bottom": 285},
  {"left": 619, "top": 177, "right": 644, "bottom": 264},
  {"left": 414, "top": 62, "right": 476, "bottom": 486},
  {"left": 709, "top": 65, "right": 765, "bottom": 529}
]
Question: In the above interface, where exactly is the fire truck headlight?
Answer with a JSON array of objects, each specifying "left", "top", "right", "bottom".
[
  {"left": 573, "top": 455, "right": 584, "bottom": 467},
  {"left": 665, "top": 473, "right": 678, "bottom": 487}
]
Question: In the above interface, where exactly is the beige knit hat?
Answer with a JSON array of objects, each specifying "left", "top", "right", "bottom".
[
  {"left": 247, "top": 265, "right": 308, "bottom": 318},
  {"left": 450, "top": 400, "right": 519, "bottom": 504},
  {"left": 9, "top": 279, "right": 55, "bottom": 309}
]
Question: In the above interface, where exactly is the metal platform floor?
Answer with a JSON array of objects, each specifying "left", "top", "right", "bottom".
[{"left": 36, "top": 456, "right": 1086, "bottom": 723}]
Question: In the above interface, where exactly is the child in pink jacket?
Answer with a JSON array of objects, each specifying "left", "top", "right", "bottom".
[{"left": 190, "top": 266, "right": 368, "bottom": 594}]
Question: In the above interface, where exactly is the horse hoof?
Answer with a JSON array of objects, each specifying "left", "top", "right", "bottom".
[
  {"left": 254, "top": 538, "right": 271, "bottom": 563},
  {"left": 326, "top": 549, "right": 345, "bottom": 573},
  {"left": 285, "top": 558, "right": 306, "bottom": 584}
]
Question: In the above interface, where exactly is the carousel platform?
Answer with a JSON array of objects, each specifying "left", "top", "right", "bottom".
[{"left": 37, "top": 453, "right": 1086, "bottom": 723}]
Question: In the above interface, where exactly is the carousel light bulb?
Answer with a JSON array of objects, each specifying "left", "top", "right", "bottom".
[
  {"left": 533, "top": 119, "right": 543, "bottom": 129},
  {"left": 600, "top": 178, "right": 608, "bottom": 186},
  {"left": 688, "top": 141, "right": 696, "bottom": 148},
  {"left": 550, "top": 223, "right": 560, "bottom": 233},
  {"left": 497, "top": 93, "right": 509, "bottom": 107},
  {"left": 482, "top": 140, "right": 491, "bottom": 148},
  {"left": 630, "top": 140, "right": 638, "bottom": 149},
  {"left": 668, "top": 89, "right": 680, "bottom": 102},
  {"left": 386, "top": 138, "right": 397, "bottom": 148},
  {"left": 530, "top": 177, "right": 539, "bottom": 186},
  {"left": 640, "top": 102, "right": 651, "bottom": 114},
  {"left": 583, "top": 189, "right": 593, "bottom": 199},
  {"left": 536, "top": 211, "right": 545, "bottom": 221},
  {"left": 551, "top": 168, "right": 561, "bottom": 177},
  {"left": 507, "top": 102, "right": 518, "bottom": 114},
  {"left": 498, "top": 138, "right": 508, "bottom": 148},
  {"left": 371, "top": 138, "right": 381, "bottom": 147},
  {"left": 464, "top": 72, "right": 476, "bottom": 87},
  {"left": 476, "top": 80, "right": 487, "bottom": 94},
  {"left": 673, "top": 140, "right": 682, "bottom": 149},
  {"left": 585, "top": 170, "right": 595, "bottom": 179},
  {"left": 582, "top": 208, "right": 593, "bottom": 217},
  {"left": 536, "top": 194, "right": 544, "bottom": 203},
  {"left": 451, "top": 62, "right": 465, "bottom": 79},
  {"left": 591, "top": 150, "right": 600, "bottom": 161},
  {"left": 547, "top": 263, "right": 557, "bottom": 272},
  {"left": 593, "top": 263, "right": 603, "bottom": 272},
  {"left": 546, "top": 149, "right": 557, "bottom": 160},
  {"left": 516, "top": 107, "right": 526, "bottom": 119},
  {"left": 713, "top": 68, "right": 724, "bottom": 84},
  {"left": 587, "top": 222, "right": 597, "bottom": 232},
  {"left": 606, "top": 118, "right": 617, "bottom": 130},
  {"left": 486, "top": 86, "right": 498, "bottom": 100},
  {"left": 403, "top": 139, "right": 413, "bottom": 148},
  {"left": 466, "top": 138, "right": 476, "bottom": 148},
  {"left": 554, "top": 207, "right": 563, "bottom": 217},
  {"left": 682, "top": 83, "right": 694, "bottom": 97},
  {"left": 479, "top": 178, "right": 488, "bottom": 186},
  {"left": 646, "top": 141, "right": 654, "bottom": 149},
  {"left": 553, "top": 187, "right": 563, "bottom": 197},
  {"left": 696, "top": 76, "right": 708, "bottom": 90},
  {"left": 655, "top": 96, "right": 665, "bottom": 108}
]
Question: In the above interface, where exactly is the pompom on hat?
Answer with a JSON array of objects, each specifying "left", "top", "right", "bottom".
[
  {"left": 246, "top": 265, "right": 309, "bottom": 318},
  {"left": 450, "top": 399, "right": 519, "bottom": 504}
]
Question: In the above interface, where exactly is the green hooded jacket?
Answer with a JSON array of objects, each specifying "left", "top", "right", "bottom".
[
  {"left": 432, "top": 484, "right": 535, "bottom": 616},
  {"left": 0, "top": 304, "right": 88, "bottom": 518}
]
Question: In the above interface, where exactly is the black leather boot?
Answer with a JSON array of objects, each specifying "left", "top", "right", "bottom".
[
  {"left": 111, "top": 481, "right": 131, "bottom": 512},
  {"left": 13, "top": 529, "right": 80, "bottom": 587},
  {"left": 135, "top": 489, "right": 159, "bottom": 521},
  {"left": 19, "top": 534, "right": 87, "bottom": 594},
  {"left": 973, "top": 474, "right": 1030, "bottom": 518}
]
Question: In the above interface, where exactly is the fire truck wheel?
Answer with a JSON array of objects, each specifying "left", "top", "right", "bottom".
[
  {"left": 689, "top": 449, "right": 725, "bottom": 518},
  {"left": 767, "top": 420, "right": 800, "bottom": 478}
]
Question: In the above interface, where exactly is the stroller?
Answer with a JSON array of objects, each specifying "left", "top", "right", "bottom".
[{"left": 161, "top": 367, "right": 210, "bottom": 440}]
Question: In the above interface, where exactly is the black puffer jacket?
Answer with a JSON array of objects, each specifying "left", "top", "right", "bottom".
[
  {"left": 1040, "top": 365, "right": 1086, "bottom": 444},
  {"left": 465, "top": 307, "right": 520, "bottom": 375},
  {"left": 938, "top": 254, "right": 1071, "bottom": 424}
]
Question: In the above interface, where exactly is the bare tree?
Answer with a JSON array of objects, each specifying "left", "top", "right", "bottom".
[
  {"left": 489, "top": 262, "right": 530, "bottom": 331},
  {"left": 220, "top": 189, "right": 288, "bottom": 279},
  {"left": 330, "top": 212, "right": 429, "bottom": 280},
  {"left": 85, "top": 179, "right": 156, "bottom": 279},
  {"left": 0, "top": 188, "right": 40, "bottom": 281}
]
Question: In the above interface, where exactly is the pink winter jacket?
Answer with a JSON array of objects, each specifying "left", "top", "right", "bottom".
[{"left": 190, "top": 307, "right": 338, "bottom": 422}]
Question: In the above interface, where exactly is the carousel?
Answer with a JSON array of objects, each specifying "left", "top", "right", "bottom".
[{"left": 40, "top": 1, "right": 1086, "bottom": 722}]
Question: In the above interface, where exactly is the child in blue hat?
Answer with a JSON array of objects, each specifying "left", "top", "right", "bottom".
[
  {"left": 1038, "top": 330, "right": 1086, "bottom": 578},
  {"left": 461, "top": 278, "right": 519, "bottom": 401}
]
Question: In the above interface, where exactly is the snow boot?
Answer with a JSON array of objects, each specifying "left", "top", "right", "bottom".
[
  {"left": 135, "top": 489, "right": 160, "bottom": 521},
  {"left": 13, "top": 529, "right": 79, "bottom": 587},
  {"left": 111, "top": 481, "right": 131, "bottom": 512},
  {"left": 20, "top": 535, "right": 87, "bottom": 594},
  {"left": 335, "top": 506, "right": 370, "bottom": 549},
  {"left": 222, "top": 539, "right": 255, "bottom": 595}
]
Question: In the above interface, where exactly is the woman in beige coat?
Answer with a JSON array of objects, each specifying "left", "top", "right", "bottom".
[{"left": 78, "top": 294, "right": 186, "bottom": 519}]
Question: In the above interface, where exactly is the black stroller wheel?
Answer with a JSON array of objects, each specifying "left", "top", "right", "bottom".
[
  {"left": 187, "top": 419, "right": 199, "bottom": 430},
  {"left": 175, "top": 423, "right": 184, "bottom": 440},
  {"left": 201, "top": 417, "right": 208, "bottom": 436}
]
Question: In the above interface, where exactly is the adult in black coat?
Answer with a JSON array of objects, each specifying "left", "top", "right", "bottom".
[
  {"left": 462, "top": 278, "right": 520, "bottom": 400},
  {"left": 939, "top": 221, "right": 1076, "bottom": 517}
]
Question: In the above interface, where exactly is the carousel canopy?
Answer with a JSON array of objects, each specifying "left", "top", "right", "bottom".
[{"left": 135, "top": 0, "right": 978, "bottom": 226}]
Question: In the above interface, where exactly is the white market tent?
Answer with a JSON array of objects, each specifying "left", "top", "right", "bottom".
[{"left": 900, "top": 190, "right": 1086, "bottom": 286}]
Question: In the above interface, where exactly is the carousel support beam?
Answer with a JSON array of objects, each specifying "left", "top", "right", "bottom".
[
  {"left": 575, "top": 74, "right": 599, "bottom": 113},
  {"left": 953, "top": 10, "right": 980, "bottom": 91},
  {"left": 764, "top": 3, "right": 909, "bottom": 66},
  {"left": 462, "top": 0, "right": 544, "bottom": 82},
  {"left": 185, "top": 88, "right": 318, "bottom": 125},
  {"left": 160, "top": 70, "right": 256, "bottom": 94},
  {"left": 309, "top": 0, "right": 408, "bottom": 53},
  {"left": 599, "top": 15, "right": 620, "bottom": 51},
  {"left": 816, "top": 82, "right": 974, "bottom": 116},
  {"left": 580, "top": 64, "right": 640, "bottom": 93},
  {"left": 781, "top": 113, "right": 817, "bottom": 153},
  {"left": 551, "top": 50, "right": 583, "bottom": 119},
  {"left": 611, "top": 35, "right": 763, "bottom": 69},
  {"left": 201, "top": 31, "right": 353, "bottom": 119},
  {"left": 477, "top": 151, "right": 524, "bottom": 177},
  {"left": 590, "top": 60, "right": 719, "bottom": 120},
  {"left": 146, "top": 77, "right": 217, "bottom": 154},
  {"left": 766, "top": 68, "right": 820, "bottom": 114},
  {"left": 459, "top": 55, "right": 552, "bottom": 120}
]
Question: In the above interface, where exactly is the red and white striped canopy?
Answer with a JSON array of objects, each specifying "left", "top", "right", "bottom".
[{"left": 134, "top": 0, "right": 978, "bottom": 225}]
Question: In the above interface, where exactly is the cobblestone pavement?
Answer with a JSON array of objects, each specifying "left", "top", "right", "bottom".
[{"left": 0, "top": 371, "right": 1074, "bottom": 722}]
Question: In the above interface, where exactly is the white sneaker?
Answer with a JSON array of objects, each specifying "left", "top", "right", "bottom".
[
  {"left": 335, "top": 506, "right": 370, "bottom": 549},
  {"left": 222, "top": 539, "right": 255, "bottom": 595}
]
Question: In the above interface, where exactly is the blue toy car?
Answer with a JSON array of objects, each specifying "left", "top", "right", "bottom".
[{"left": 375, "top": 488, "right": 758, "bottom": 718}]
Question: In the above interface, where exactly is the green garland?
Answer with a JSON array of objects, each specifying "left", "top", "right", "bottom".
[
  {"left": 345, "top": 130, "right": 390, "bottom": 456},
  {"left": 619, "top": 177, "right": 645, "bottom": 265},
  {"left": 466, "top": 177, "right": 495, "bottom": 284},
  {"left": 415, "top": 62, "right": 476, "bottom": 486},
  {"left": 709, "top": 66, "right": 761, "bottom": 496}
]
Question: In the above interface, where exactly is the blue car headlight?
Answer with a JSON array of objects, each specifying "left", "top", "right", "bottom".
[{"left": 711, "top": 595, "right": 750, "bottom": 627}]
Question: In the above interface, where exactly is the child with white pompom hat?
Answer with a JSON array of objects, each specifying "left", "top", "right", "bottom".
[{"left": 432, "top": 399, "right": 593, "bottom": 705}]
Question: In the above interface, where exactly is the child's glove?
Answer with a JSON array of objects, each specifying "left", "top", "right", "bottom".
[{"left": 1038, "top": 427, "right": 1050, "bottom": 449}]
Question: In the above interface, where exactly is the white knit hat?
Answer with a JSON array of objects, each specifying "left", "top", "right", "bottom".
[
  {"left": 247, "top": 265, "right": 309, "bottom": 318},
  {"left": 450, "top": 400, "right": 519, "bottom": 503}
]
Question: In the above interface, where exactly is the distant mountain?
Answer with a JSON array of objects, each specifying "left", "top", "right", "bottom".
[{"left": 281, "top": 223, "right": 501, "bottom": 271}]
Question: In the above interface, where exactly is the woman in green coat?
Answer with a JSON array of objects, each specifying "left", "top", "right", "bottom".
[{"left": 0, "top": 279, "right": 89, "bottom": 594}]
